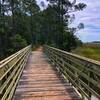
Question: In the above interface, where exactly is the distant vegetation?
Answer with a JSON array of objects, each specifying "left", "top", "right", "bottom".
[
  {"left": 0, "top": 0, "right": 86, "bottom": 60},
  {"left": 72, "top": 43, "right": 100, "bottom": 61}
]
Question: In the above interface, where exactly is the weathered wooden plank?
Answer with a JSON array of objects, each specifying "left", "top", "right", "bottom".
[{"left": 13, "top": 50, "right": 81, "bottom": 100}]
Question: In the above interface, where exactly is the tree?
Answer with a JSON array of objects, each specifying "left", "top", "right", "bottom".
[
  {"left": 0, "top": 0, "right": 86, "bottom": 60},
  {"left": 0, "top": 0, "right": 40, "bottom": 60},
  {"left": 7, "top": 34, "right": 27, "bottom": 55},
  {"left": 46, "top": 0, "right": 86, "bottom": 51},
  {"left": 22, "top": 0, "right": 40, "bottom": 45},
  {"left": 0, "top": 0, "right": 9, "bottom": 59}
]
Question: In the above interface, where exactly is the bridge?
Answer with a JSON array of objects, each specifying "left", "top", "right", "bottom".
[{"left": 0, "top": 45, "right": 100, "bottom": 100}]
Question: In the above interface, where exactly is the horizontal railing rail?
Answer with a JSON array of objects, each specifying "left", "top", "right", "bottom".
[
  {"left": 44, "top": 45, "right": 100, "bottom": 100},
  {"left": 0, "top": 50, "right": 22, "bottom": 65},
  {"left": 0, "top": 45, "right": 31, "bottom": 100}
]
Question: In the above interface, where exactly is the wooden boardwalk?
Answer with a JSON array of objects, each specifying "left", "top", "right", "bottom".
[{"left": 13, "top": 49, "right": 81, "bottom": 100}]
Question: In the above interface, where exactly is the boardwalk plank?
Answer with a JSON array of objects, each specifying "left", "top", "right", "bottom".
[{"left": 13, "top": 50, "right": 81, "bottom": 100}]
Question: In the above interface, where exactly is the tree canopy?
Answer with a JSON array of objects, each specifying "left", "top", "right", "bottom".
[{"left": 0, "top": 0, "right": 86, "bottom": 60}]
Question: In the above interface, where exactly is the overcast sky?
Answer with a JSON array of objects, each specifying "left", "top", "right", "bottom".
[{"left": 36, "top": 0, "right": 100, "bottom": 42}]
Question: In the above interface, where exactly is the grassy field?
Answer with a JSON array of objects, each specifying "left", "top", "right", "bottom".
[{"left": 72, "top": 43, "right": 100, "bottom": 61}]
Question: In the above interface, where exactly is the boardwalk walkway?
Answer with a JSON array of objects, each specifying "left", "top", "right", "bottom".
[{"left": 13, "top": 48, "right": 81, "bottom": 100}]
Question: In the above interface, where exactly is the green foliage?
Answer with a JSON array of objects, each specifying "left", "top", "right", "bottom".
[
  {"left": 0, "top": 0, "right": 39, "bottom": 60},
  {"left": 62, "top": 32, "right": 78, "bottom": 51},
  {"left": 0, "top": 0, "right": 86, "bottom": 60},
  {"left": 10, "top": 34, "right": 27, "bottom": 50},
  {"left": 0, "top": 28, "right": 5, "bottom": 34},
  {"left": 41, "top": 0, "right": 86, "bottom": 51},
  {"left": 6, "top": 34, "right": 27, "bottom": 55}
]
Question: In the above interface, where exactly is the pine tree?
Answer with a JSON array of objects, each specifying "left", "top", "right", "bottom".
[{"left": 46, "top": 0, "right": 86, "bottom": 50}]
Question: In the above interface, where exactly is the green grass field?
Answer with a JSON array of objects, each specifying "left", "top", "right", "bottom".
[{"left": 72, "top": 44, "right": 100, "bottom": 61}]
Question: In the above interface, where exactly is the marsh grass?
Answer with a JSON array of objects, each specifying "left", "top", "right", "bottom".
[{"left": 72, "top": 44, "right": 100, "bottom": 61}]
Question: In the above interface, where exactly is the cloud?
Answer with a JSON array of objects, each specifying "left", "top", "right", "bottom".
[
  {"left": 36, "top": 0, "right": 48, "bottom": 5},
  {"left": 36, "top": 0, "right": 48, "bottom": 10},
  {"left": 73, "top": 0, "right": 100, "bottom": 42}
]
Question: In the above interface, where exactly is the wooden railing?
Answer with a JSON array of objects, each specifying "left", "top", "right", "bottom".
[
  {"left": 44, "top": 45, "right": 100, "bottom": 100},
  {"left": 0, "top": 45, "right": 31, "bottom": 100}
]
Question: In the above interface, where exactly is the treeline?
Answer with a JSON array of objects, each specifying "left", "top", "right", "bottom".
[{"left": 0, "top": 0, "right": 86, "bottom": 60}]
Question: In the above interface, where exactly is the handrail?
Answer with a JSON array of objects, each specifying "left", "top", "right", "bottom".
[
  {"left": 44, "top": 45, "right": 100, "bottom": 100},
  {"left": 0, "top": 45, "right": 31, "bottom": 100},
  {"left": 0, "top": 45, "right": 30, "bottom": 68}
]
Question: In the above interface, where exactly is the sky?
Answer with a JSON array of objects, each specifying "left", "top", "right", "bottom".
[{"left": 36, "top": 0, "right": 100, "bottom": 42}]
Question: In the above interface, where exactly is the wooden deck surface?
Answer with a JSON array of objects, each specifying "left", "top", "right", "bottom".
[{"left": 13, "top": 49, "right": 81, "bottom": 100}]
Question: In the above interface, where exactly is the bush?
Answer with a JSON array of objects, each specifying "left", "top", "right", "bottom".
[
  {"left": 8, "top": 34, "right": 27, "bottom": 53},
  {"left": 62, "top": 32, "right": 80, "bottom": 52}
]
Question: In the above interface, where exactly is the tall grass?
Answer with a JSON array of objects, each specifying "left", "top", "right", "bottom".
[{"left": 72, "top": 44, "right": 100, "bottom": 61}]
